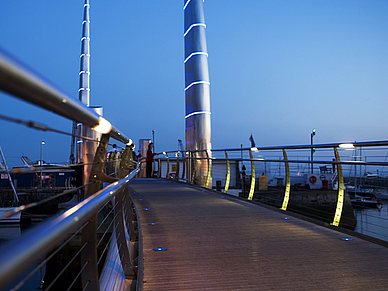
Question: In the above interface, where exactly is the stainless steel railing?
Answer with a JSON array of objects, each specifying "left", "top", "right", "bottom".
[
  {"left": 0, "top": 167, "right": 140, "bottom": 290},
  {"left": 154, "top": 142, "right": 388, "bottom": 242},
  {"left": 0, "top": 48, "right": 141, "bottom": 290},
  {"left": 0, "top": 48, "right": 129, "bottom": 143}
]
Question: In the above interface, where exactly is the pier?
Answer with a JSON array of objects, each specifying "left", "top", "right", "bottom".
[
  {"left": 131, "top": 179, "right": 388, "bottom": 290},
  {"left": 1, "top": 1, "right": 388, "bottom": 290}
]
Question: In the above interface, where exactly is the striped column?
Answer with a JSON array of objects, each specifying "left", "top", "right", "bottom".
[
  {"left": 79, "top": 0, "right": 91, "bottom": 106},
  {"left": 184, "top": 0, "right": 212, "bottom": 187}
]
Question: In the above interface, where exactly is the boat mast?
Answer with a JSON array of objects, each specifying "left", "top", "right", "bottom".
[{"left": 0, "top": 147, "right": 19, "bottom": 206}]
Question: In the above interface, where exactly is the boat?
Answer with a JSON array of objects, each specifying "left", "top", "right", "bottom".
[
  {"left": 0, "top": 148, "right": 21, "bottom": 223},
  {"left": 350, "top": 196, "right": 380, "bottom": 209},
  {"left": 0, "top": 207, "right": 21, "bottom": 223},
  {"left": 346, "top": 184, "right": 384, "bottom": 209}
]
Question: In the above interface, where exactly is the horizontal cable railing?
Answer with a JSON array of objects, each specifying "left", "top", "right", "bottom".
[
  {"left": 0, "top": 48, "right": 129, "bottom": 144},
  {"left": 152, "top": 143, "right": 388, "bottom": 243},
  {"left": 0, "top": 167, "right": 140, "bottom": 290},
  {"left": 0, "top": 48, "right": 141, "bottom": 290}
]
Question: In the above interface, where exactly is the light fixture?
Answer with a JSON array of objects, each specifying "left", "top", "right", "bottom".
[
  {"left": 91, "top": 117, "right": 112, "bottom": 134},
  {"left": 185, "top": 111, "right": 211, "bottom": 119},
  {"left": 339, "top": 143, "right": 354, "bottom": 149},
  {"left": 184, "top": 80, "right": 210, "bottom": 91}
]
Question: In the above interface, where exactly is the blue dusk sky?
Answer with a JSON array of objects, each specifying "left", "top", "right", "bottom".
[{"left": 0, "top": 1, "right": 387, "bottom": 168}]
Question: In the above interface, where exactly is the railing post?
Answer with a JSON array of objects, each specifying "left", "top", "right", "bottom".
[
  {"left": 190, "top": 151, "right": 195, "bottom": 184},
  {"left": 332, "top": 147, "right": 344, "bottom": 226},
  {"left": 157, "top": 154, "right": 161, "bottom": 178},
  {"left": 122, "top": 188, "right": 138, "bottom": 242},
  {"left": 118, "top": 144, "right": 135, "bottom": 179},
  {"left": 81, "top": 134, "right": 117, "bottom": 291},
  {"left": 165, "top": 153, "right": 170, "bottom": 179},
  {"left": 248, "top": 149, "right": 256, "bottom": 200},
  {"left": 175, "top": 151, "right": 180, "bottom": 181},
  {"left": 281, "top": 149, "right": 291, "bottom": 210},
  {"left": 181, "top": 151, "right": 186, "bottom": 180},
  {"left": 224, "top": 151, "right": 230, "bottom": 193},
  {"left": 205, "top": 150, "right": 211, "bottom": 188},
  {"left": 114, "top": 189, "right": 136, "bottom": 279}
]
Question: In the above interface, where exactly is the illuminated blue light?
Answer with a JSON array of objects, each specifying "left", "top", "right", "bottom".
[
  {"left": 153, "top": 247, "right": 167, "bottom": 251},
  {"left": 84, "top": 4, "right": 90, "bottom": 8},
  {"left": 78, "top": 88, "right": 90, "bottom": 92},
  {"left": 77, "top": 140, "right": 83, "bottom": 144},
  {"left": 80, "top": 53, "right": 91, "bottom": 58},
  {"left": 143, "top": 208, "right": 150, "bottom": 211},
  {"left": 82, "top": 20, "right": 90, "bottom": 25},
  {"left": 184, "top": 52, "right": 208, "bottom": 63},
  {"left": 183, "top": 23, "right": 206, "bottom": 37},
  {"left": 284, "top": 217, "right": 290, "bottom": 220},
  {"left": 341, "top": 237, "right": 354, "bottom": 241},
  {"left": 183, "top": 0, "right": 191, "bottom": 10},
  {"left": 148, "top": 222, "right": 158, "bottom": 225},
  {"left": 246, "top": 204, "right": 251, "bottom": 207},
  {"left": 81, "top": 37, "right": 90, "bottom": 41},
  {"left": 79, "top": 70, "right": 90, "bottom": 75},
  {"left": 184, "top": 80, "right": 210, "bottom": 91},
  {"left": 185, "top": 111, "right": 211, "bottom": 119}
]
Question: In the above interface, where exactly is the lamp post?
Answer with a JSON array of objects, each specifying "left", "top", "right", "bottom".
[
  {"left": 310, "top": 129, "right": 315, "bottom": 173},
  {"left": 40, "top": 141, "right": 45, "bottom": 187},
  {"left": 152, "top": 130, "right": 155, "bottom": 151}
]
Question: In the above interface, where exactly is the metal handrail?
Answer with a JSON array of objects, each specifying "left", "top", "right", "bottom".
[
  {"left": 0, "top": 166, "right": 140, "bottom": 290},
  {"left": 188, "top": 140, "right": 388, "bottom": 152},
  {"left": 0, "top": 48, "right": 129, "bottom": 144}
]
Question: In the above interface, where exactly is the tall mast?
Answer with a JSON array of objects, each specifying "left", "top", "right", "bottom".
[
  {"left": 184, "top": 0, "right": 212, "bottom": 186},
  {"left": 70, "top": 0, "right": 91, "bottom": 163},
  {"left": 79, "top": 0, "right": 91, "bottom": 106}
]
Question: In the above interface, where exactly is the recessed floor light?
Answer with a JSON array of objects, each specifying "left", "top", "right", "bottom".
[
  {"left": 153, "top": 247, "right": 167, "bottom": 251},
  {"left": 341, "top": 238, "right": 353, "bottom": 241}
]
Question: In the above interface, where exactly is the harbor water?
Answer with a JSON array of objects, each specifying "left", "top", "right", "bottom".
[
  {"left": 0, "top": 223, "right": 45, "bottom": 290},
  {"left": 354, "top": 200, "right": 388, "bottom": 242}
]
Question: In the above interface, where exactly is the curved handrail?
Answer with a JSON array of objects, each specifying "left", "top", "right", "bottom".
[
  {"left": 0, "top": 166, "right": 140, "bottom": 290},
  {"left": 0, "top": 48, "right": 129, "bottom": 144}
]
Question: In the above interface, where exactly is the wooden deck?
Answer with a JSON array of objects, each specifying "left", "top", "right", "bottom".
[{"left": 129, "top": 178, "right": 388, "bottom": 290}]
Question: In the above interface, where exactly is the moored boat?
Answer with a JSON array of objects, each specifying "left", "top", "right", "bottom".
[{"left": 0, "top": 207, "right": 21, "bottom": 223}]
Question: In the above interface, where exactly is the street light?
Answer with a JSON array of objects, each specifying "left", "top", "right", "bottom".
[
  {"left": 152, "top": 130, "right": 155, "bottom": 151},
  {"left": 40, "top": 141, "right": 45, "bottom": 187},
  {"left": 311, "top": 129, "right": 315, "bottom": 173}
]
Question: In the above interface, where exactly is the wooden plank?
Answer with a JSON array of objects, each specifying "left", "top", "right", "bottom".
[{"left": 130, "top": 178, "right": 388, "bottom": 291}]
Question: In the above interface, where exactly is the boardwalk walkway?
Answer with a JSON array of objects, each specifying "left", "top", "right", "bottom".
[{"left": 129, "top": 178, "right": 388, "bottom": 290}]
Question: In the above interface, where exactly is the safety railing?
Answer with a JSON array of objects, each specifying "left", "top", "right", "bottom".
[
  {"left": 153, "top": 142, "right": 388, "bottom": 242},
  {"left": 0, "top": 48, "right": 142, "bottom": 290}
]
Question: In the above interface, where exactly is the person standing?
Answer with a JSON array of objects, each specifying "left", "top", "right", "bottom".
[{"left": 146, "top": 143, "right": 156, "bottom": 178}]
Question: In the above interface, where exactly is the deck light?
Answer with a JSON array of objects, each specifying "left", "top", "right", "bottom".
[
  {"left": 339, "top": 143, "right": 354, "bottom": 149},
  {"left": 91, "top": 117, "right": 112, "bottom": 134},
  {"left": 341, "top": 237, "right": 353, "bottom": 241}
]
